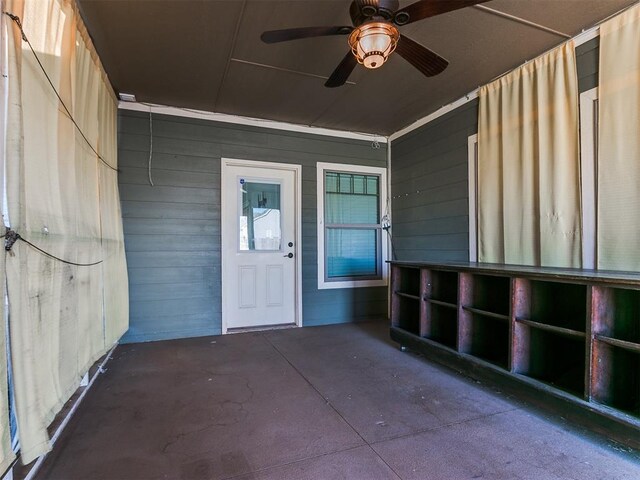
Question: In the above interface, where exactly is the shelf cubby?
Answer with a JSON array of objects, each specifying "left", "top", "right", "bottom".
[
  {"left": 458, "top": 273, "right": 510, "bottom": 363},
  {"left": 391, "top": 265, "right": 422, "bottom": 336},
  {"left": 592, "top": 286, "right": 640, "bottom": 344},
  {"left": 392, "top": 265, "right": 421, "bottom": 298},
  {"left": 464, "top": 311, "right": 509, "bottom": 368},
  {"left": 428, "top": 269, "right": 459, "bottom": 305},
  {"left": 528, "top": 280, "right": 587, "bottom": 333},
  {"left": 424, "top": 302, "right": 458, "bottom": 349},
  {"left": 465, "top": 273, "right": 511, "bottom": 316},
  {"left": 515, "top": 325, "right": 586, "bottom": 397},
  {"left": 393, "top": 295, "right": 421, "bottom": 336},
  {"left": 590, "top": 286, "right": 640, "bottom": 416},
  {"left": 592, "top": 343, "right": 640, "bottom": 416},
  {"left": 513, "top": 279, "right": 587, "bottom": 397},
  {"left": 421, "top": 269, "right": 458, "bottom": 348}
]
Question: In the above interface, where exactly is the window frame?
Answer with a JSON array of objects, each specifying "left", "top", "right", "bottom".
[
  {"left": 317, "top": 162, "right": 388, "bottom": 290},
  {"left": 579, "top": 86, "right": 598, "bottom": 269},
  {"left": 468, "top": 134, "right": 479, "bottom": 263}
]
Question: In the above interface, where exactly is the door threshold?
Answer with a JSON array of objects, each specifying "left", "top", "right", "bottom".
[{"left": 226, "top": 323, "right": 298, "bottom": 334}]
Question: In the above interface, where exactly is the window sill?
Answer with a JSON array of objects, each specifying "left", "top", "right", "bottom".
[{"left": 318, "top": 279, "right": 388, "bottom": 290}]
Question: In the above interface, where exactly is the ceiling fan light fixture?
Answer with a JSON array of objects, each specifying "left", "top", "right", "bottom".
[{"left": 348, "top": 22, "right": 399, "bottom": 70}]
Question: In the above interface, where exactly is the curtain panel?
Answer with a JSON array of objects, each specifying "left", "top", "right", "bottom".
[
  {"left": 598, "top": 5, "right": 640, "bottom": 271},
  {"left": 0, "top": 6, "right": 16, "bottom": 474},
  {"left": 4, "top": 0, "right": 128, "bottom": 463},
  {"left": 477, "top": 41, "right": 581, "bottom": 268}
]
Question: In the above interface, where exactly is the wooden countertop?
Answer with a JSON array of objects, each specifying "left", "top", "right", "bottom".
[{"left": 388, "top": 260, "right": 640, "bottom": 288}]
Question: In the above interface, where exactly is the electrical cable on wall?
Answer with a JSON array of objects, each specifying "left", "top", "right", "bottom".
[
  {"left": 3, "top": 12, "right": 119, "bottom": 173},
  {"left": 4, "top": 229, "right": 102, "bottom": 266},
  {"left": 148, "top": 111, "right": 154, "bottom": 186}
]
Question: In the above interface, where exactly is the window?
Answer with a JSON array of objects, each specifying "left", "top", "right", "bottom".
[
  {"left": 579, "top": 87, "right": 598, "bottom": 269},
  {"left": 468, "top": 86, "right": 599, "bottom": 267},
  {"left": 317, "top": 162, "right": 388, "bottom": 289},
  {"left": 239, "top": 181, "right": 282, "bottom": 251}
]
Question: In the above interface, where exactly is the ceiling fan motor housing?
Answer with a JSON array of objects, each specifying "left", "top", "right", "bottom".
[{"left": 350, "top": 0, "right": 400, "bottom": 26}]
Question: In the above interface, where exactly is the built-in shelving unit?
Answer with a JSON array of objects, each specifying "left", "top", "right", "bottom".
[{"left": 389, "top": 261, "right": 640, "bottom": 450}]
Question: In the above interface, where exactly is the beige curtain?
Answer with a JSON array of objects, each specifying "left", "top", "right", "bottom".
[
  {"left": 477, "top": 41, "right": 581, "bottom": 267},
  {"left": 99, "top": 85, "right": 130, "bottom": 346},
  {"left": 0, "top": 251, "right": 13, "bottom": 474},
  {"left": 4, "top": 0, "right": 127, "bottom": 463},
  {"left": 0, "top": 6, "right": 16, "bottom": 475},
  {"left": 598, "top": 5, "right": 640, "bottom": 271}
]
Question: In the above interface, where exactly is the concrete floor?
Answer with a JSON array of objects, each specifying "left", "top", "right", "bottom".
[{"left": 37, "top": 321, "right": 640, "bottom": 480}]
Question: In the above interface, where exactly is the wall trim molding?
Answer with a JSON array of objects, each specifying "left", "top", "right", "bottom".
[{"left": 118, "top": 102, "right": 387, "bottom": 144}]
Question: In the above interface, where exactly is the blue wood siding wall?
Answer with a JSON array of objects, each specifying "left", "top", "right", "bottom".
[
  {"left": 118, "top": 110, "right": 388, "bottom": 343},
  {"left": 391, "top": 38, "right": 599, "bottom": 263},
  {"left": 391, "top": 100, "right": 478, "bottom": 262}
]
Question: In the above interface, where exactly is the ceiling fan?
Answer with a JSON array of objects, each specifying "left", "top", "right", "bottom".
[{"left": 261, "top": 0, "right": 489, "bottom": 87}]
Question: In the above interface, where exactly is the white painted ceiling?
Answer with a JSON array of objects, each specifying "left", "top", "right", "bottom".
[{"left": 78, "top": 0, "right": 636, "bottom": 135}]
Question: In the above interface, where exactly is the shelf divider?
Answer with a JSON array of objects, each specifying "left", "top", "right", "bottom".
[
  {"left": 390, "top": 266, "right": 401, "bottom": 328},
  {"left": 420, "top": 269, "right": 431, "bottom": 338},
  {"left": 515, "top": 317, "right": 586, "bottom": 340},
  {"left": 511, "top": 278, "right": 531, "bottom": 374},
  {"left": 585, "top": 285, "right": 595, "bottom": 400},
  {"left": 461, "top": 305, "right": 509, "bottom": 321},
  {"left": 394, "top": 291, "right": 421, "bottom": 301},
  {"left": 427, "top": 298, "right": 457, "bottom": 309},
  {"left": 457, "top": 272, "right": 473, "bottom": 353},
  {"left": 595, "top": 335, "right": 640, "bottom": 354}
]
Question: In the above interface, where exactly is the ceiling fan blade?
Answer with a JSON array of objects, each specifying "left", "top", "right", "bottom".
[
  {"left": 261, "top": 26, "right": 353, "bottom": 44},
  {"left": 394, "top": 0, "right": 491, "bottom": 26},
  {"left": 325, "top": 52, "right": 358, "bottom": 88},
  {"left": 395, "top": 35, "right": 449, "bottom": 77}
]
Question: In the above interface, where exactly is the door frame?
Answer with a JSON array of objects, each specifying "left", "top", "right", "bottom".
[{"left": 221, "top": 158, "right": 303, "bottom": 334}]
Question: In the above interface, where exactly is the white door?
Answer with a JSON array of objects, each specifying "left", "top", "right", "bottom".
[{"left": 221, "top": 159, "right": 300, "bottom": 332}]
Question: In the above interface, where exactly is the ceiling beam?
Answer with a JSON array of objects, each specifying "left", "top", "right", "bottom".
[
  {"left": 473, "top": 5, "right": 571, "bottom": 39},
  {"left": 214, "top": 0, "right": 247, "bottom": 110}
]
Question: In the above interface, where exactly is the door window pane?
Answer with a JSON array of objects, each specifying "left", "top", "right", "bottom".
[
  {"left": 326, "top": 228, "right": 378, "bottom": 278},
  {"left": 239, "top": 181, "right": 281, "bottom": 251}
]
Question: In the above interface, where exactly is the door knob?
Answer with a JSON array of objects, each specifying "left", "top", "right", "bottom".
[{"left": 284, "top": 252, "right": 294, "bottom": 258}]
